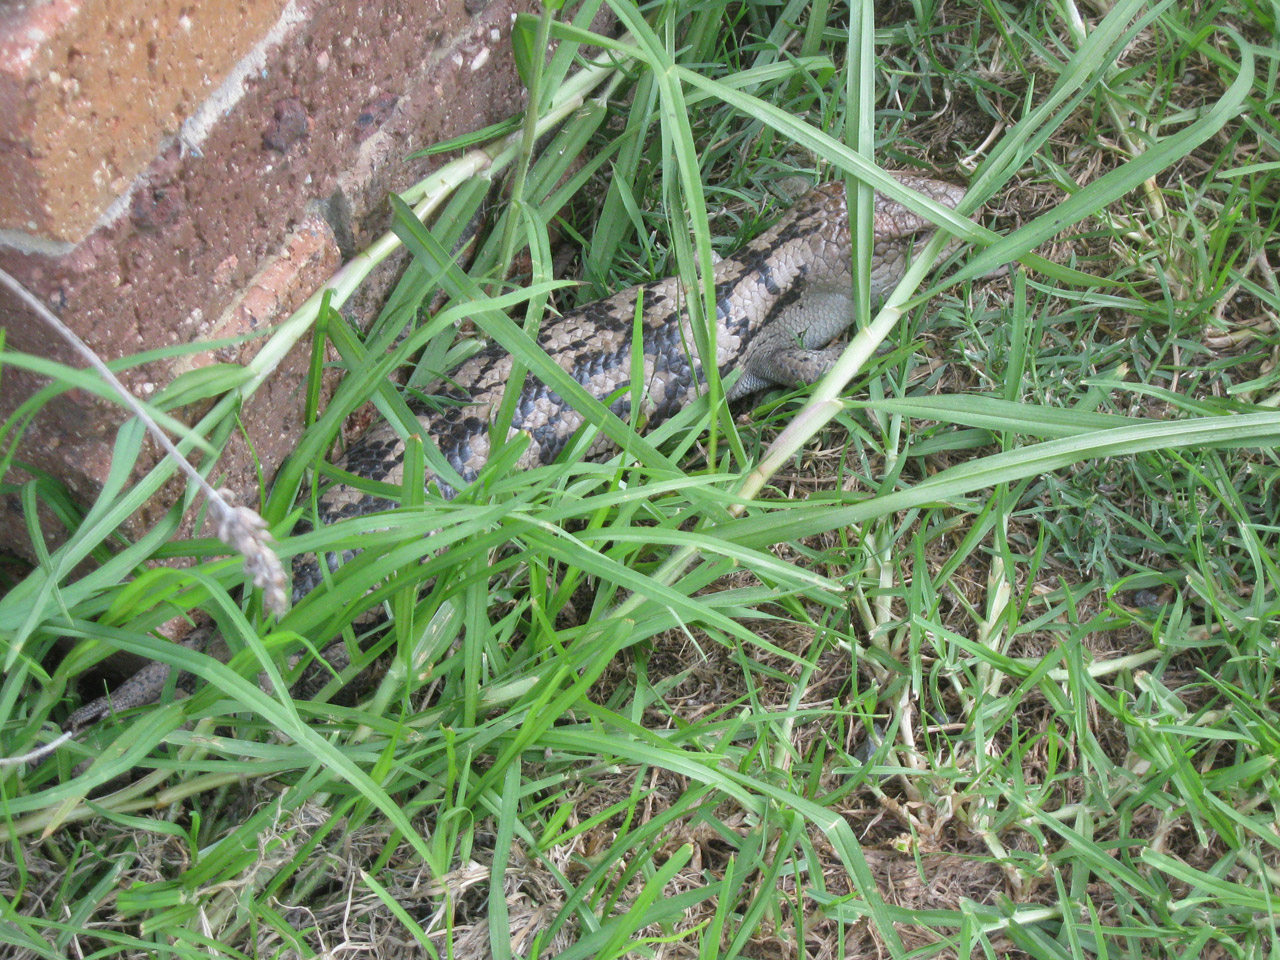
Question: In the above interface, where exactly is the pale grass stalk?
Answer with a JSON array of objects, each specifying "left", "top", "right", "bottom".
[
  {"left": 771, "top": 634, "right": 829, "bottom": 772},
  {"left": 870, "top": 527, "right": 895, "bottom": 632},
  {"left": 0, "top": 267, "right": 289, "bottom": 618},
  {"left": 1056, "top": 0, "right": 1166, "bottom": 222},
  {"left": 846, "top": 568, "right": 881, "bottom": 650},
  {"left": 1, "top": 763, "right": 173, "bottom": 830},
  {"left": 974, "top": 553, "right": 1013, "bottom": 708},
  {"left": 977, "top": 905, "right": 1064, "bottom": 935},
  {"left": 1036, "top": 647, "right": 1166, "bottom": 680},
  {"left": 866, "top": 416, "right": 903, "bottom": 656},
  {"left": 974, "top": 799, "right": 1019, "bottom": 886},
  {"left": 1239, "top": 849, "right": 1280, "bottom": 888},
  {"left": 890, "top": 687, "right": 927, "bottom": 802}
]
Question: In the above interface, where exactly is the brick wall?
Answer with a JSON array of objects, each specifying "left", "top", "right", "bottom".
[{"left": 0, "top": 0, "right": 541, "bottom": 558}]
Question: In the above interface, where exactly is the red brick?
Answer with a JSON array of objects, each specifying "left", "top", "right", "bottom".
[{"left": 0, "top": 0, "right": 293, "bottom": 241}]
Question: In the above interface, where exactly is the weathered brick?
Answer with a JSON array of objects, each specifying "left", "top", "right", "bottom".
[{"left": 0, "top": 0, "right": 294, "bottom": 241}]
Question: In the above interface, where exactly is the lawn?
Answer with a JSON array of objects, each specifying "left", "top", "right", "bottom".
[{"left": 2, "top": 0, "right": 1278, "bottom": 958}]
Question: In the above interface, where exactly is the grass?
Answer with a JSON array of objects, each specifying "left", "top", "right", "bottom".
[{"left": 2, "top": 0, "right": 1279, "bottom": 957}]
